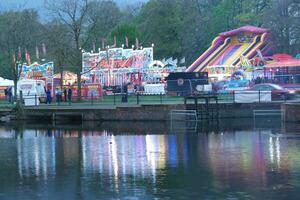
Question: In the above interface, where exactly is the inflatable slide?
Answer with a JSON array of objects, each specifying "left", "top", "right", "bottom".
[{"left": 187, "top": 25, "right": 272, "bottom": 74}]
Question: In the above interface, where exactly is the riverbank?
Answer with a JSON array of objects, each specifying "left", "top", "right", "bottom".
[{"left": 0, "top": 102, "right": 283, "bottom": 122}]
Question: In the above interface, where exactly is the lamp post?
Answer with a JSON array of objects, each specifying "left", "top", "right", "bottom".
[{"left": 106, "top": 46, "right": 110, "bottom": 86}]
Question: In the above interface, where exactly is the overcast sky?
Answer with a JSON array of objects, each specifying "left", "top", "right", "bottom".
[
  {"left": 0, "top": 0, "right": 146, "bottom": 10},
  {"left": 0, "top": 0, "right": 147, "bottom": 21}
]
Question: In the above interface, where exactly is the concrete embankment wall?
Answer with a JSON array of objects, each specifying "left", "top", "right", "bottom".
[
  {"left": 14, "top": 103, "right": 282, "bottom": 122},
  {"left": 0, "top": 107, "right": 13, "bottom": 120},
  {"left": 282, "top": 103, "right": 300, "bottom": 123}
]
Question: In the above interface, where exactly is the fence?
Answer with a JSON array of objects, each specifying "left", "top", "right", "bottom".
[
  {"left": 1, "top": 74, "right": 300, "bottom": 106},
  {"left": 0, "top": 89, "right": 297, "bottom": 107}
]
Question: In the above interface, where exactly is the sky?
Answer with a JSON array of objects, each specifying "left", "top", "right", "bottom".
[
  {"left": 0, "top": 0, "right": 147, "bottom": 21},
  {"left": 0, "top": 0, "right": 146, "bottom": 10}
]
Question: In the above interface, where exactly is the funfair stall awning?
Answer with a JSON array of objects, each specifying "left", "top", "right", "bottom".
[
  {"left": 265, "top": 59, "right": 300, "bottom": 68},
  {"left": 0, "top": 77, "right": 14, "bottom": 86},
  {"left": 265, "top": 54, "right": 300, "bottom": 68}
]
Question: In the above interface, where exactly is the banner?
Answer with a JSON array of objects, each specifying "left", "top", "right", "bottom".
[
  {"left": 82, "top": 47, "right": 153, "bottom": 73},
  {"left": 19, "top": 62, "right": 54, "bottom": 80}
]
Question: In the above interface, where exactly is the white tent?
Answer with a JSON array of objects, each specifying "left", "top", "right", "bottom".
[{"left": 0, "top": 77, "right": 14, "bottom": 87}]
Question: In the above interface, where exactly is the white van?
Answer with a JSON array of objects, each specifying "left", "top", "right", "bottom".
[{"left": 17, "top": 79, "right": 47, "bottom": 104}]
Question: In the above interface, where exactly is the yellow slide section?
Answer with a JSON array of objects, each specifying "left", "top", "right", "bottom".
[
  {"left": 235, "top": 33, "right": 268, "bottom": 66},
  {"left": 194, "top": 37, "right": 231, "bottom": 72},
  {"left": 204, "top": 44, "right": 232, "bottom": 67},
  {"left": 223, "top": 43, "right": 249, "bottom": 66},
  {"left": 231, "top": 35, "right": 259, "bottom": 66}
]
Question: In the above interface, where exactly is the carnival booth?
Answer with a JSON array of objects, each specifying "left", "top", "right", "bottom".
[
  {"left": 264, "top": 54, "right": 300, "bottom": 84},
  {"left": 54, "top": 71, "right": 78, "bottom": 86},
  {"left": 19, "top": 62, "right": 54, "bottom": 91},
  {"left": 82, "top": 47, "right": 186, "bottom": 95},
  {"left": 0, "top": 77, "right": 14, "bottom": 100}
]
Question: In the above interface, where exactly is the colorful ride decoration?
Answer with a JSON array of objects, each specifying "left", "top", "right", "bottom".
[
  {"left": 82, "top": 47, "right": 154, "bottom": 86},
  {"left": 82, "top": 47, "right": 186, "bottom": 86},
  {"left": 187, "top": 25, "right": 273, "bottom": 80},
  {"left": 19, "top": 62, "right": 54, "bottom": 88}
]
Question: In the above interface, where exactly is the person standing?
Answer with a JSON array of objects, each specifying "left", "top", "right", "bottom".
[
  {"left": 46, "top": 89, "right": 52, "bottom": 104},
  {"left": 67, "top": 88, "right": 72, "bottom": 103},
  {"left": 4, "top": 87, "right": 8, "bottom": 101},
  {"left": 8, "top": 87, "right": 13, "bottom": 103},
  {"left": 63, "top": 88, "right": 67, "bottom": 102},
  {"left": 122, "top": 83, "right": 128, "bottom": 103},
  {"left": 55, "top": 88, "right": 62, "bottom": 104}
]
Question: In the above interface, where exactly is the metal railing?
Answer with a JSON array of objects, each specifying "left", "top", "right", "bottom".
[
  {"left": 0, "top": 90, "right": 299, "bottom": 107},
  {"left": 170, "top": 110, "right": 198, "bottom": 121}
]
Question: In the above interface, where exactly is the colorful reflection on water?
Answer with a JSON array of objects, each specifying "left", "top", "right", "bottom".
[{"left": 0, "top": 121, "right": 300, "bottom": 199}]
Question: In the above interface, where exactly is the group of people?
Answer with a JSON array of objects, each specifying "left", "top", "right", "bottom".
[{"left": 46, "top": 87, "right": 73, "bottom": 104}]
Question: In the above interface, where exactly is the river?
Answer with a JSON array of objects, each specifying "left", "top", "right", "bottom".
[{"left": 0, "top": 119, "right": 300, "bottom": 199}]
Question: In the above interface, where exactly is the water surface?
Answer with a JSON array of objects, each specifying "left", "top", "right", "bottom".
[{"left": 0, "top": 119, "right": 300, "bottom": 199}]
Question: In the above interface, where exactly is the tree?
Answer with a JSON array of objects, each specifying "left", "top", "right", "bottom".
[
  {"left": 45, "top": 0, "right": 90, "bottom": 100},
  {"left": 43, "top": 20, "right": 73, "bottom": 88},
  {"left": 0, "top": 9, "right": 43, "bottom": 100},
  {"left": 86, "top": 0, "right": 122, "bottom": 44},
  {"left": 265, "top": 0, "right": 300, "bottom": 54},
  {"left": 137, "top": 0, "right": 184, "bottom": 59},
  {"left": 110, "top": 23, "right": 141, "bottom": 48}
]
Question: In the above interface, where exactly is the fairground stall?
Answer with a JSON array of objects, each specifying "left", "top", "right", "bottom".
[
  {"left": 0, "top": 77, "right": 14, "bottom": 100},
  {"left": 264, "top": 54, "right": 300, "bottom": 84},
  {"left": 82, "top": 47, "right": 154, "bottom": 86},
  {"left": 82, "top": 47, "right": 185, "bottom": 94},
  {"left": 19, "top": 62, "right": 54, "bottom": 89}
]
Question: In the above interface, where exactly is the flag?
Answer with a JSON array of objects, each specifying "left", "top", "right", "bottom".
[
  {"left": 42, "top": 43, "right": 47, "bottom": 57},
  {"left": 101, "top": 38, "right": 105, "bottom": 49},
  {"left": 13, "top": 54, "right": 16, "bottom": 63},
  {"left": 25, "top": 49, "right": 31, "bottom": 65},
  {"left": 173, "top": 58, "right": 178, "bottom": 65},
  {"left": 180, "top": 57, "right": 186, "bottom": 64},
  {"left": 135, "top": 38, "right": 139, "bottom": 49},
  {"left": 35, "top": 46, "right": 40, "bottom": 59},
  {"left": 92, "top": 41, "right": 96, "bottom": 52},
  {"left": 111, "top": 36, "right": 116, "bottom": 48},
  {"left": 125, "top": 36, "right": 129, "bottom": 48},
  {"left": 18, "top": 46, "right": 22, "bottom": 59}
]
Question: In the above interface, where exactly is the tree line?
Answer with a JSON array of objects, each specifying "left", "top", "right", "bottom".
[{"left": 0, "top": 0, "right": 299, "bottom": 81}]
